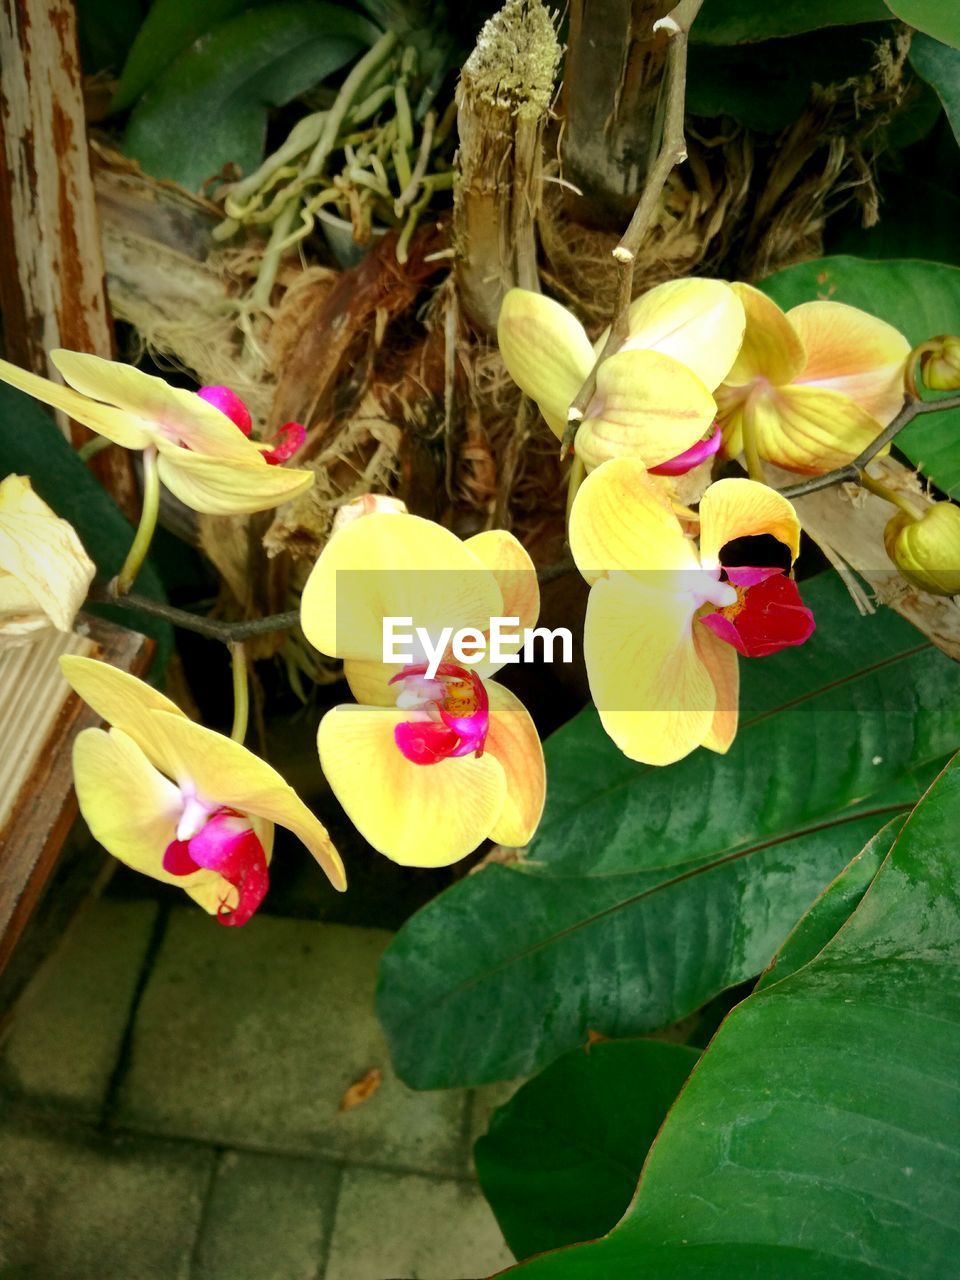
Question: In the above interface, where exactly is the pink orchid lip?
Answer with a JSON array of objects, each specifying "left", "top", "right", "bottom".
[
  {"left": 198, "top": 385, "right": 252, "bottom": 436},
  {"left": 649, "top": 425, "right": 722, "bottom": 476},
  {"left": 390, "top": 662, "right": 489, "bottom": 765},
  {"left": 262, "top": 421, "right": 306, "bottom": 465},
  {"left": 699, "top": 566, "right": 816, "bottom": 659},
  {"left": 163, "top": 808, "right": 268, "bottom": 927}
]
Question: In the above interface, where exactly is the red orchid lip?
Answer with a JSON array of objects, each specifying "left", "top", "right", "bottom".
[
  {"left": 699, "top": 566, "right": 816, "bottom": 659},
  {"left": 649, "top": 424, "right": 722, "bottom": 476},
  {"left": 163, "top": 808, "right": 268, "bottom": 927},
  {"left": 196, "top": 386, "right": 305, "bottom": 466}
]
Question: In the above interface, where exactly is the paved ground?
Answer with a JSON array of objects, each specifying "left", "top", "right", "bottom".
[{"left": 0, "top": 886, "right": 517, "bottom": 1279}]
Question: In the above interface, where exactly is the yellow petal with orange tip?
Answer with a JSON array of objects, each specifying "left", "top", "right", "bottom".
[
  {"left": 0, "top": 356, "right": 154, "bottom": 449},
  {"left": 156, "top": 446, "right": 314, "bottom": 516},
  {"left": 584, "top": 572, "right": 715, "bottom": 766},
  {"left": 575, "top": 348, "right": 717, "bottom": 472},
  {"left": 723, "top": 283, "right": 805, "bottom": 388},
  {"left": 146, "top": 710, "right": 346, "bottom": 891},
  {"left": 694, "top": 623, "right": 740, "bottom": 754},
  {"left": 484, "top": 681, "right": 545, "bottom": 847},
  {"left": 50, "top": 349, "right": 259, "bottom": 461},
  {"left": 72, "top": 725, "right": 211, "bottom": 887},
  {"left": 744, "top": 383, "right": 883, "bottom": 474},
  {"left": 625, "top": 278, "right": 746, "bottom": 391},
  {"left": 497, "top": 288, "right": 595, "bottom": 438},
  {"left": 569, "top": 456, "right": 700, "bottom": 584},
  {"left": 0, "top": 475, "right": 94, "bottom": 633},
  {"left": 317, "top": 703, "right": 507, "bottom": 866},
  {"left": 789, "top": 300, "right": 910, "bottom": 426},
  {"left": 696, "top": 477, "right": 801, "bottom": 570},
  {"left": 300, "top": 512, "right": 503, "bottom": 661}
]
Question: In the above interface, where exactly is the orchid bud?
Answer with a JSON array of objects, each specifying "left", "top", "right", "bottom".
[
  {"left": 0, "top": 475, "right": 96, "bottom": 647},
  {"left": 884, "top": 503, "right": 960, "bottom": 597},
  {"left": 920, "top": 336, "right": 960, "bottom": 392},
  {"left": 331, "top": 494, "right": 407, "bottom": 533}
]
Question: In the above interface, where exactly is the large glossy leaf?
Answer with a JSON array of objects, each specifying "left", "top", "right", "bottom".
[
  {"left": 911, "top": 34, "right": 960, "bottom": 143},
  {"left": 827, "top": 178, "right": 960, "bottom": 266},
  {"left": 475, "top": 1040, "right": 699, "bottom": 1261},
  {"left": 377, "top": 573, "right": 960, "bottom": 1089},
  {"left": 759, "top": 256, "right": 960, "bottom": 497},
  {"left": 112, "top": 0, "right": 276, "bottom": 113},
  {"left": 886, "top": 0, "right": 960, "bottom": 48},
  {"left": 505, "top": 755, "right": 960, "bottom": 1278},
  {"left": 124, "top": 3, "right": 377, "bottom": 192},
  {"left": 690, "top": 0, "right": 892, "bottom": 46}
]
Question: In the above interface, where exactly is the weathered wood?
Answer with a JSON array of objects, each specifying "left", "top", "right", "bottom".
[
  {"left": 0, "top": 617, "right": 153, "bottom": 979},
  {"left": 0, "top": 0, "right": 136, "bottom": 513}
]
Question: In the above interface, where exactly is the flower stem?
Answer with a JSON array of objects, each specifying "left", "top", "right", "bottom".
[
  {"left": 114, "top": 447, "right": 159, "bottom": 596},
  {"left": 229, "top": 641, "right": 249, "bottom": 744},
  {"left": 565, "top": 453, "right": 585, "bottom": 532},
  {"left": 77, "top": 436, "right": 114, "bottom": 463},
  {"left": 858, "top": 471, "right": 926, "bottom": 520}
]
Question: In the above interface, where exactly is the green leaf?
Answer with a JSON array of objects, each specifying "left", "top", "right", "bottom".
[
  {"left": 0, "top": 384, "right": 172, "bottom": 672},
  {"left": 123, "top": 3, "right": 377, "bottom": 192},
  {"left": 77, "top": 0, "right": 143, "bottom": 78},
  {"left": 377, "top": 573, "right": 960, "bottom": 1089},
  {"left": 505, "top": 755, "right": 960, "bottom": 1279},
  {"left": 475, "top": 1040, "right": 700, "bottom": 1261},
  {"left": 910, "top": 34, "right": 960, "bottom": 143},
  {"left": 827, "top": 178, "right": 960, "bottom": 265},
  {"left": 691, "top": 0, "right": 892, "bottom": 46},
  {"left": 687, "top": 25, "right": 892, "bottom": 132},
  {"left": 759, "top": 255, "right": 960, "bottom": 497},
  {"left": 112, "top": 0, "right": 275, "bottom": 114},
  {"left": 754, "top": 817, "right": 900, "bottom": 990},
  {"left": 886, "top": 0, "right": 960, "bottom": 48}
]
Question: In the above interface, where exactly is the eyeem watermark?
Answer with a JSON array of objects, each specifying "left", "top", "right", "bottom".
[{"left": 383, "top": 616, "right": 573, "bottom": 678}]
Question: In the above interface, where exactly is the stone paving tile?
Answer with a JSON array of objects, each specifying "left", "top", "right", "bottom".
[
  {"left": 0, "top": 898, "right": 158, "bottom": 1112},
  {"left": 324, "top": 1167, "right": 515, "bottom": 1280},
  {"left": 0, "top": 1109, "right": 212, "bottom": 1280},
  {"left": 192, "top": 1149, "right": 340, "bottom": 1280},
  {"left": 116, "top": 910, "right": 467, "bottom": 1174}
]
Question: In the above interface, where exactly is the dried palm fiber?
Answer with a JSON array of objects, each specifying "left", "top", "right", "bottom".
[
  {"left": 454, "top": 0, "right": 562, "bottom": 334},
  {"left": 538, "top": 29, "right": 911, "bottom": 326}
]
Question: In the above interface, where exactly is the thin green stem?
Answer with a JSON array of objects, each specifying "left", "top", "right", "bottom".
[
  {"left": 229, "top": 641, "right": 249, "bottom": 743},
  {"left": 859, "top": 471, "right": 925, "bottom": 520},
  {"left": 565, "top": 453, "right": 585, "bottom": 532},
  {"left": 87, "top": 584, "right": 301, "bottom": 642},
  {"left": 77, "top": 436, "right": 113, "bottom": 463},
  {"left": 114, "top": 447, "right": 159, "bottom": 596}
]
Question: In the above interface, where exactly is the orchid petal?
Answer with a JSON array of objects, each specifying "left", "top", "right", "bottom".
[
  {"left": 0, "top": 476, "right": 94, "bottom": 632},
  {"left": 735, "top": 384, "right": 884, "bottom": 474},
  {"left": 584, "top": 572, "right": 715, "bottom": 765},
  {"left": 484, "top": 682, "right": 545, "bottom": 847},
  {"left": 317, "top": 704, "right": 507, "bottom": 866},
  {"left": 625, "top": 278, "right": 746, "bottom": 390},
  {"left": 0, "top": 356, "right": 153, "bottom": 449},
  {"left": 697, "top": 477, "right": 802, "bottom": 569},
  {"left": 155, "top": 446, "right": 313, "bottom": 516},
  {"left": 146, "top": 710, "right": 346, "bottom": 891},
  {"left": 569, "top": 457, "right": 700, "bottom": 584},
  {"left": 694, "top": 625, "right": 739, "bottom": 755},
  {"left": 497, "top": 289, "right": 595, "bottom": 438},
  {"left": 576, "top": 349, "right": 717, "bottom": 471},
  {"left": 723, "top": 284, "right": 805, "bottom": 388},
  {"left": 51, "top": 350, "right": 259, "bottom": 460},
  {"left": 344, "top": 657, "right": 398, "bottom": 706},
  {"left": 300, "top": 512, "right": 503, "bottom": 661},
  {"left": 464, "top": 529, "right": 540, "bottom": 677},
  {"left": 72, "top": 726, "right": 214, "bottom": 888},
  {"left": 789, "top": 300, "right": 910, "bottom": 425}
]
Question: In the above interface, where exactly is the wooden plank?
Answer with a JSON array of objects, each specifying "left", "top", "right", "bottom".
[
  {"left": 0, "top": 617, "right": 153, "bottom": 979},
  {"left": 0, "top": 0, "right": 137, "bottom": 515}
]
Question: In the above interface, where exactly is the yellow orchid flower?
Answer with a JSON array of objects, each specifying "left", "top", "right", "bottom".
[
  {"left": 497, "top": 278, "right": 746, "bottom": 473},
  {"left": 569, "top": 459, "right": 814, "bottom": 766},
  {"left": 715, "top": 283, "right": 911, "bottom": 475},
  {"left": 61, "top": 656, "right": 345, "bottom": 925},
  {"left": 0, "top": 353, "right": 313, "bottom": 515},
  {"left": 0, "top": 474, "right": 95, "bottom": 647},
  {"left": 300, "top": 509, "right": 545, "bottom": 867}
]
